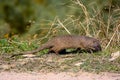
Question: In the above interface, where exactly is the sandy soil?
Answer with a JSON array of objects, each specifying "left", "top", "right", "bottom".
[
  {"left": 0, "top": 53, "right": 120, "bottom": 80},
  {"left": 0, "top": 71, "right": 120, "bottom": 80}
]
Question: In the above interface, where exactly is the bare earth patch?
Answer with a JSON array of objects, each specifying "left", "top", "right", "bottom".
[
  {"left": 0, "top": 71, "right": 120, "bottom": 80},
  {"left": 0, "top": 53, "right": 120, "bottom": 80}
]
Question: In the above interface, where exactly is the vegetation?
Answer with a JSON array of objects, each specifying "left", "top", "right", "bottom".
[{"left": 0, "top": 0, "right": 120, "bottom": 73}]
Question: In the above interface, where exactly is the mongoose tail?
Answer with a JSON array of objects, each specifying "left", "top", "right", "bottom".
[
  {"left": 11, "top": 42, "right": 53, "bottom": 57},
  {"left": 23, "top": 43, "right": 53, "bottom": 54}
]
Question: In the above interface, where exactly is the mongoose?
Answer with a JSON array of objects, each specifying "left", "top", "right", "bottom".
[{"left": 12, "top": 35, "right": 102, "bottom": 57}]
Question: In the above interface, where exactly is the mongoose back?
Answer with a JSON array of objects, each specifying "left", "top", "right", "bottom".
[{"left": 12, "top": 35, "right": 102, "bottom": 56}]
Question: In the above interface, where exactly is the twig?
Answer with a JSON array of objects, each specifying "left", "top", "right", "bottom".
[
  {"left": 57, "top": 18, "right": 71, "bottom": 34},
  {"left": 105, "top": 31, "right": 116, "bottom": 50}
]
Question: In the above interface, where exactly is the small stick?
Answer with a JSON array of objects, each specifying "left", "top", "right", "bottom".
[
  {"left": 105, "top": 32, "right": 116, "bottom": 50},
  {"left": 57, "top": 18, "right": 71, "bottom": 34}
]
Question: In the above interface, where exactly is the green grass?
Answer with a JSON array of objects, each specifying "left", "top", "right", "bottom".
[{"left": 59, "top": 52, "right": 120, "bottom": 73}]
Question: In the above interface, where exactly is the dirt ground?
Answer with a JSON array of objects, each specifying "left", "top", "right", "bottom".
[
  {"left": 0, "top": 71, "right": 120, "bottom": 80},
  {"left": 0, "top": 53, "right": 120, "bottom": 80}
]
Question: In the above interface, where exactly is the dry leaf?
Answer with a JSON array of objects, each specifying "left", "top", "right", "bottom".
[{"left": 109, "top": 51, "right": 120, "bottom": 61}]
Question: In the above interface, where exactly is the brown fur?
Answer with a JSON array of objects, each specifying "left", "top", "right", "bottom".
[{"left": 12, "top": 35, "right": 102, "bottom": 57}]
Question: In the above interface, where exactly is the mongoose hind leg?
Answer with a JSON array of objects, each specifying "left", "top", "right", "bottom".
[{"left": 50, "top": 47, "right": 63, "bottom": 54}]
